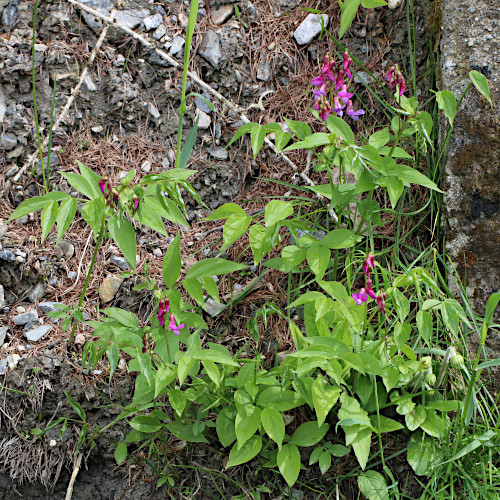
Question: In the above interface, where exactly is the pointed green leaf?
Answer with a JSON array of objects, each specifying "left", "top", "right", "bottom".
[
  {"left": 55, "top": 197, "right": 77, "bottom": 245},
  {"left": 264, "top": 200, "right": 293, "bottom": 227},
  {"left": 339, "top": 0, "right": 361, "bottom": 38},
  {"left": 186, "top": 258, "right": 248, "bottom": 279},
  {"left": 162, "top": 233, "right": 181, "bottom": 288},
  {"left": 469, "top": 70, "right": 493, "bottom": 108},
  {"left": 40, "top": 200, "right": 58, "bottom": 243},
  {"left": 277, "top": 444, "right": 301, "bottom": 487},
  {"left": 358, "top": 471, "right": 389, "bottom": 500},
  {"left": 226, "top": 435, "right": 262, "bottom": 468},
  {"left": 261, "top": 408, "right": 285, "bottom": 449},
  {"left": 108, "top": 216, "right": 137, "bottom": 270},
  {"left": 114, "top": 442, "right": 127, "bottom": 465}
]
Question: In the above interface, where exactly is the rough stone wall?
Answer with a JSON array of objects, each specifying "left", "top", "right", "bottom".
[{"left": 440, "top": 0, "right": 500, "bottom": 367}]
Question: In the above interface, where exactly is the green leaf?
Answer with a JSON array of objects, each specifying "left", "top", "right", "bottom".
[
  {"left": 435, "top": 90, "right": 457, "bottom": 127},
  {"left": 148, "top": 196, "right": 189, "bottom": 227},
  {"left": 155, "top": 364, "right": 176, "bottom": 397},
  {"left": 394, "top": 322, "right": 411, "bottom": 350},
  {"left": 250, "top": 125, "right": 267, "bottom": 158},
  {"left": 114, "top": 442, "right": 127, "bottom": 465},
  {"left": 281, "top": 245, "right": 306, "bottom": 272},
  {"left": 103, "top": 307, "right": 139, "bottom": 327},
  {"left": 385, "top": 163, "right": 443, "bottom": 193},
  {"left": 249, "top": 224, "right": 275, "bottom": 264},
  {"left": 307, "top": 245, "right": 330, "bottom": 280},
  {"left": 369, "top": 415, "right": 404, "bottom": 433},
  {"left": 420, "top": 408, "right": 445, "bottom": 438},
  {"left": 7, "top": 195, "right": 60, "bottom": 223},
  {"left": 137, "top": 201, "right": 168, "bottom": 236},
  {"left": 216, "top": 407, "right": 237, "bottom": 447},
  {"left": 226, "top": 435, "right": 262, "bottom": 468},
  {"left": 162, "top": 233, "right": 181, "bottom": 289},
  {"left": 339, "top": 0, "right": 361, "bottom": 38},
  {"left": 167, "top": 420, "right": 208, "bottom": 442},
  {"left": 106, "top": 343, "right": 119, "bottom": 380},
  {"left": 200, "top": 276, "right": 219, "bottom": 303},
  {"left": 81, "top": 198, "right": 105, "bottom": 238},
  {"left": 40, "top": 200, "right": 58, "bottom": 243},
  {"left": 235, "top": 406, "right": 261, "bottom": 447},
  {"left": 477, "top": 358, "right": 500, "bottom": 370},
  {"left": 257, "top": 387, "right": 304, "bottom": 412},
  {"left": 290, "top": 421, "right": 329, "bottom": 447},
  {"left": 407, "top": 431, "right": 444, "bottom": 476},
  {"left": 222, "top": 214, "right": 251, "bottom": 251},
  {"left": 469, "top": 70, "right": 493, "bottom": 108},
  {"left": 358, "top": 471, "right": 389, "bottom": 500},
  {"left": 277, "top": 444, "right": 301, "bottom": 488},
  {"left": 227, "top": 122, "right": 258, "bottom": 147},
  {"left": 169, "top": 389, "right": 187, "bottom": 417},
  {"left": 417, "top": 310, "right": 433, "bottom": 346},
  {"left": 64, "top": 391, "right": 86, "bottom": 421},
  {"left": 55, "top": 197, "right": 77, "bottom": 245},
  {"left": 261, "top": 408, "right": 285, "bottom": 449},
  {"left": 325, "top": 115, "right": 355, "bottom": 143},
  {"left": 204, "top": 203, "right": 246, "bottom": 220},
  {"left": 179, "top": 118, "right": 198, "bottom": 169},
  {"left": 60, "top": 172, "right": 94, "bottom": 199},
  {"left": 77, "top": 161, "right": 102, "bottom": 198},
  {"left": 186, "top": 258, "right": 248, "bottom": 279},
  {"left": 361, "top": 0, "right": 387, "bottom": 7},
  {"left": 392, "top": 288, "right": 410, "bottom": 322},
  {"left": 182, "top": 278, "right": 205, "bottom": 308},
  {"left": 312, "top": 375, "right": 341, "bottom": 426},
  {"left": 108, "top": 216, "right": 137, "bottom": 270},
  {"left": 192, "top": 349, "right": 239, "bottom": 366},
  {"left": 264, "top": 200, "right": 293, "bottom": 227},
  {"left": 385, "top": 176, "right": 404, "bottom": 208},
  {"left": 317, "top": 281, "right": 349, "bottom": 303},
  {"left": 320, "top": 229, "right": 362, "bottom": 249},
  {"left": 368, "top": 128, "right": 391, "bottom": 149},
  {"left": 284, "top": 118, "right": 311, "bottom": 140},
  {"left": 275, "top": 130, "right": 291, "bottom": 153},
  {"left": 405, "top": 404, "right": 426, "bottom": 431},
  {"left": 319, "top": 451, "right": 332, "bottom": 474}
]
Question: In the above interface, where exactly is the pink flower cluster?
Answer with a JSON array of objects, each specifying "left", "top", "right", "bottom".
[
  {"left": 158, "top": 298, "right": 185, "bottom": 335},
  {"left": 311, "top": 52, "right": 365, "bottom": 123},
  {"left": 99, "top": 177, "right": 139, "bottom": 212},
  {"left": 386, "top": 64, "right": 406, "bottom": 97},
  {"left": 351, "top": 253, "right": 386, "bottom": 313}
]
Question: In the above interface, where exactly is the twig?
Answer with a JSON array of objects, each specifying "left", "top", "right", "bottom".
[{"left": 65, "top": 452, "right": 83, "bottom": 500}]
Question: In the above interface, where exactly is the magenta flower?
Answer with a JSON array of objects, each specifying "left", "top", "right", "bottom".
[
  {"left": 387, "top": 64, "right": 406, "bottom": 96},
  {"left": 338, "top": 84, "right": 354, "bottom": 104},
  {"left": 99, "top": 177, "right": 110, "bottom": 197},
  {"left": 311, "top": 73, "right": 326, "bottom": 87},
  {"left": 335, "top": 69, "right": 345, "bottom": 91},
  {"left": 376, "top": 291, "right": 387, "bottom": 313},
  {"left": 343, "top": 51, "right": 353, "bottom": 79},
  {"left": 332, "top": 96, "right": 345, "bottom": 118},
  {"left": 365, "top": 278, "right": 377, "bottom": 300},
  {"left": 313, "top": 83, "right": 327, "bottom": 101},
  {"left": 346, "top": 100, "right": 365, "bottom": 121},
  {"left": 168, "top": 313, "right": 185, "bottom": 335},
  {"left": 133, "top": 196, "right": 139, "bottom": 211},
  {"left": 311, "top": 54, "right": 336, "bottom": 86},
  {"left": 362, "top": 253, "right": 375, "bottom": 277},
  {"left": 352, "top": 288, "right": 369, "bottom": 305},
  {"left": 158, "top": 298, "right": 169, "bottom": 327}
]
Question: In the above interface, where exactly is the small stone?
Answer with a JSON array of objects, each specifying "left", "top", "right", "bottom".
[
  {"left": 170, "top": 35, "right": 185, "bottom": 55},
  {"left": 143, "top": 13, "right": 163, "bottom": 30},
  {"left": 67, "top": 271, "right": 77, "bottom": 280},
  {"left": 110, "top": 255, "right": 131, "bottom": 270},
  {"left": 82, "top": 74, "right": 98, "bottom": 91},
  {"left": 118, "top": 358, "right": 127, "bottom": 370},
  {"left": 153, "top": 24, "right": 167, "bottom": 40},
  {"left": 7, "top": 354, "right": 21, "bottom": 369},
  {"left": 212, "top": 4, "right": 233, "bottom": 24},
  {"left": 354, "top": 72, "right": 375, "bottom": 85},
  {"left": 388, "top": 0, "right": 404, "bottom": 10},
  {"left": 198, "top": 30, "right": 222, "bottom": 67},
  {"left": 14, "top": 310, "right": 39, "bottom": 325},
  {"left": 197, "top": 110, "right": 211, "bottom": 129},
  {"left": 194, "top": 92, "right": 212, "bottom": 114},
  {"left": 148, "top": 103, "right": 161, "bottom": 119},
  {"left": 0, "top": 133, "right": 17, "bottom": 151},
  {"left": 91, "top": 125, "right": 104, "bottom": 133},
  {"left": 28, "top": 283, "right": 45, "bottom": 303},
  {"left": 49, "top": 439, "right": 57, "bottom": 447},
  {"left": 115, "top": 9, "right": 151, "bottom": 30},
  {"left": 98, "top": 277, "right": 123, "bottom": 303},
  {"left": 34, "top": 43, "right": 48, "bottom": 52},
  {"left": 39, "top": 302, "right": 64, "bottom": 314},
  {"left": 56, "top": 240, "right": 75, "bottom": 259},
  {"left": 153, "top": 248, "right": 162, "bottom": 257},
  {"left": 2, "top": 3, "right": 19, "bottom": 28},
  {"left": 0, "top": 285, "right": 4, "bottom": 309},
  {"left": 16, "top": 306, "right": 26, "bottom": 313},
  {"left": 15, "top": 255, "right": 24, "bottom": 264},
  {"left": 205, "top": 298, "right": 225, "bottom": 317},
  {"left": 0, "top": 249, "right": 15, "bottom": 261},
  {"left": 74, "top": 334, "right": 86, "bottom": 345},
  {"left": 0, "top": 326, "right": 7, "bottom": 345},
  {"left": 0, "top": 359, "right": 7, "bottom": 376},
  {"left": 207, "top": 147, "right": 228, "bottom": 161},
  {"left": 141, "top": 161, "right": 152, "bottom": 172},
  {"left": 257, "top": 58, "right": 271, "bottom": 81},
  {"left": 25, "top": 324, "right": 52, "bottom": 342},
  {"left": 293, "top": 14, "right": 329, "bottom": 46}
]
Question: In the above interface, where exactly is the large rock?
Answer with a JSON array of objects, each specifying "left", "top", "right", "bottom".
[{"left": 440, "top": 0, "right": 500, "bottom": 389}]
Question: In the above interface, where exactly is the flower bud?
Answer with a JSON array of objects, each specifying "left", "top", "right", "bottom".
[
  {"left": 425, "top": 372, "right": 436, "bottom": 386},
  {"left": 450, "top": 354, "right": 464, "bottom": 368},
  {"left": 419, "top": 356, "right": 432, "bottom": 370}
]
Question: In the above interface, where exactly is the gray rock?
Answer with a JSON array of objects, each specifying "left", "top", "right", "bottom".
[
  {"left": 110, "top": 255, "right": 131, "bottom": 270},
  {"left": 0, "top": 284, "right": 4, "bottom": 309},
  {"left": 67, "top": 271, "right": 77, "bottom": 280},
  {"left": 79, "top": 0, "right": 114, "bottom": 31},
  {"left": 199, "top": 29, "right": 222, "bottom": 67},
  {"left": 98, "top": 276, "right": 123, "bottom": 303},
  {"left": 0, "top": 85, "right": 5, "bottom": 123},
  {"left": 39, "top": 302, "right": 65, "bottom": 314},
  {"left": 2, "top": 1, "right": 19, "bottom": 28},
  {"left": 194, "top": 92, "right": 212, "bottom": 114},
  {"left": 148, "top": 102, "right": 160, "bottom": 119},
  {"left": 0, "top": 249, "right": 16, "bottom": 262},
  {"left": 212, "top": 4, "right": 233, "bottom": 25},
  {"left": 257, "top": 58, "right": 271, "bottom": 82},
  {"left": 25, "top": 324, "right": 52, "bottom": 342},
  {"left": 115, "top": 9, "right": 150, "bottom": 30},
  {"left": 35, "top": 154, "right": 60, "bottom": 177},
  {"left": 275, "top": 0, "right": 300, "bottom": 15},
  {"left": 0, "top": 326, "right": 8, "bottom": 345},
  {"left": 153, "top": 23, "right": 167, "bottom": 40},
  {"left": 293, "top": 14, "right": 329, "bottom": 46},
  {"left": 205, "top": 297, "right": 226, "bottom": 317},
  {"left": 0, "top": 133, "right": 17, "bottom": 151},
  {"left": 197, "top": 110, "right": 211, "bottom": 129},
  {"left": 354, "top": 72, "right": 375, "bottom": 85},
  {"left": 143, "top": 13, "right": 163, "bottom": 30},
  {"left": 13, "top": 310, "right": 39, "bottom": 326},
  {"left": 56, "top": 240, "right": 75, "bottom": 259},
  {"left": 207, "top": 147, "right": 229, "bottom": 161},
  {"left": 0, "top": 359, "right": 7, "bottom": 376},
  {"left": 28, "top": 283, "right": 45, "bottom": 303},
  {"left": 170, "top": 35, "right": 185, "bottom": 56}
]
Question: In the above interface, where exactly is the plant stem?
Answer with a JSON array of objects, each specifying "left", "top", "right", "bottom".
[{"left": 68, "top": 216, "right": 106, "bottom": 346}]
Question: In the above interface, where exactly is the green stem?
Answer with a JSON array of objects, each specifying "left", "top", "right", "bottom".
[
  {"left": 68, "top": 216, "right": 106, "bottom": 346},
  {"left": 32, "top": 0, "right": 48, "bottom": 194}
]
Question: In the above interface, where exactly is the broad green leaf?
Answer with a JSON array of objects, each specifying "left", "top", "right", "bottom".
[
  {"left": 216, "top": 406, "right": 237, "bottom": 447},
  {"left": 385, "top": 176, "right": 404, "bottom": 208},
  {"left": 284, "top": 117, "right": 311, "bottom": 140},
  {"left": 169, "top": 389, "right": 187, "bottom": 417},
  {"left": 55, "top": 197, "right": 77, "bottom": 245},
  {"left": 469, "top": 70, "right": 493, "bottom": 107},
  {"left": 249, "top": 223, "right": 275, "bottom": 264},
  {"left": 40, "top": 201, "right": 58, "bottom": 243},
  {"left": 394, "top": 322, "right": 411, "bottom": 350},
  {"left": 119, "top": 169, "right": 136, "bottom": 187},
  {"left": 182, "top": 278, "right": 204, "bottom": 308},
  {"left": 307, "top": 245, "right": 330, "bottom": 280},
  {"left": 261, "top": 408, "right": 285, "bottom": 449},
  {"left": 417, "top": 310, "right": 433, "bottom": 346},
  {"left": 235, "top": 406, "right": 261, "bottom": 447},
  {"left": 320, "top": 229, "right": 362, "bottom": 249},
  {"left": 317, "top": 280, "right": 349, "bottom": 303},
  {"left": 264, "top": 200, "right": 293, "bottom": 227},
  {"left": 81, "top": 198, "right": 105, "bottom": 238},
  {"left": 420, "top": 408, "right": 446, "bottom": 438},
  {"left": 325, "top": 114, "right": 355, "bottom": 143},
  {"left": 257, "top": 387, "right": 304, "bottom": 412},
  {"left": 392, "top": 288, "right": 410, "bottom": 322},
  {"left": 60, "top": 172, "right": 94, "bottom": 199},
  {"left": 186, "top": 258, "right": 248, "bottom": 279},
  {"left": 200, "top": 276, "right": 219, "bottom": 303},
  {"left": 440, "top": 301, "right": 459, "bottom": 335},
  {"left": 222, "top": 214, "right": 251, "bottom": 251},
  {"left": 162, "top": 233, "right": 181, "bottom": 289},
  {"left": 167, "top": 421, "right": 208, "bottom": 442},
  {"left": 191, "top": 349, "right": 238, "bottom": 366},
  {"left": 368, "top": 128, "right": 391, "bottom": 149},
  {"left": 103, "top": 308, "right": 139, "bottom": 327},
  {"left": 339, "top": 0, "right": 361, "bottom": 38},
  {"left": 108, "top": 216, "right": 137, "bottom": 270},
  {"left": 358, "top": 471, "right": 389, "bottom": 500},
  {"left": 369, "top": 415, "right": 404, "bottom": 433},
  {"left": 277, "top": 444, "right": 301, "bottom": 487},
  {"left": 290, "top": 421, "right": 329, "bottom": 447},
  {"left": 226, "top": 435, "right": 262, "bottom": 468},
  {"left": 281, "top": 245, "right": 306, "bottom": 272},
  {"left": 137, "top": 201, "right": 168, "bottom": 236},
  {"left": 361, "top": 0, "right": 387, "bottom": 6},
  {"left": 407, "top": 431, "right": 443, "bottom": 476},
  {"left": 77, "top": 161, "right": 102, "bottom": 198},
  {"left": 114, "top": 442, "right": 127, "bottom": 465},
  {"left": 226, "top": 122, "right": 257, "bottom": 147},
  {"left": 129, "top": 415, "right": 162, "bottom": 433},
  {"left": 435, "top": 90, "right": 457, "bottom": 127},
  {"left": 385, "top": 163, "right": 442, "bottom": 192},
  {"left": 155, "top": 364, "right": 175, "bottom": 397},
  {"left": 312, "top": 375, "right": 341, "bottom": 425},
  {"left": 106, "top": 343, "right": 119, "bottom": 380},
  {"left": 8, "top": 194, "right": 65, "bottom": 222},
  {"left": 405, "top": 404, "right": 426, "bottom": 431},
  {"left": 147, "top": 196, "right": 189, "bottom": 227},
  {"left": 250, "top": 125, "right": 267, "bottom": 158},
  {"left": 275, "top": 130, "right": 291, "bottom": 153},
  {"left": 204, "top": 203, "right": 245, "bottom": 220}
]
